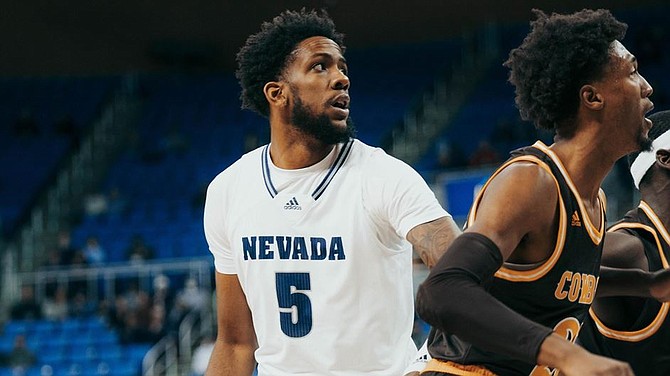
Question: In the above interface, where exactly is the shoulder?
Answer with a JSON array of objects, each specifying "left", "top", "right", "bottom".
[
  {"left": 352, "top": 139, "right": 422, "bottom": 177},
  {"left": 484, "top": 160, "right": 559, "bottom": 203},
  {"left": 471, "top": 160, "right": 559, "bottom": 234}
]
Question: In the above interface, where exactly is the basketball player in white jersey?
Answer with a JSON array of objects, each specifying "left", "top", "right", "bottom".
[{"left": 203, "top": 9, "right": 460, "bottom": 375}]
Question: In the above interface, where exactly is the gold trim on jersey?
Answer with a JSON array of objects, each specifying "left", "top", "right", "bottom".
[
  {"left": 532, "top": 141, "right": 606, "bottom": 244},
  {"left": 467, "top": 154, "right": 567, "bottom": 282},
  {"left": 640, "top": 201, "right": 670, "bottom": 261},
  {"left": 420, "top": 359, "right": 498, "bottom": 376},
  {"left": 589, "top": 201, "right": 670, "bottom": 342}
]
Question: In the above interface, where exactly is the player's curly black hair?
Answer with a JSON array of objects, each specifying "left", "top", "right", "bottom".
[
  {"left": 504, "top": 9, "right": 627, "bottom": 137},
  {"left": 235, "top": 9, "right": 345, "bottom": 118},
  {"left": 628, "top": 110, "right": 670, "bottom": 186}
]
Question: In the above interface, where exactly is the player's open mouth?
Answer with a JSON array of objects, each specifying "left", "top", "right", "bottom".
[{"left": 330, "top": 94, "right": 350, "bottom": 118}]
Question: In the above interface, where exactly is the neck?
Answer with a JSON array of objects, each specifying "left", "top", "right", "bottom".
[
  {"left": 269, "top": 130, "right": 335, "bottom": 169},
  {"left": 549, "top": 136, "right": 614, "bottom": 202}
]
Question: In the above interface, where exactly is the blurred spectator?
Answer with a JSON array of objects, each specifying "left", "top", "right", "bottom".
[
  {"left": 190, "top": 335, "right": 215, "bottom": 376},
  {"left": 107, "top": 295, "right": 130, "bottom": 331},
  {"left": 55, "top": 229, "right": 77, "bottom": 266},
  {"left": 118, "top": 295, "right": 158, "bottom": 344},
  {"left": 151, "top": 274, "right": 175, "bottom": 313},
  {"left": 109, "top": 279, "right": 160, "bottom": 344},
  {"left": 42, "top": 248, "right": 64, "bottom": 269},
  {"left": 84, "top": 192, "right": 109, "bottom": 218},
  {"left": 69, "top": 290, "right": 97, "bottom": 318},
  {"left": 67, "top": 250, "right": 89, "bottom": 294},
  {"left": 1, "top": 334, "right": 37, "bottom": 372},
  {"left": 81, "top": 235, "right": 106, "bottom": 266},
  {"left": 146, "top": 304, "right": 167, "bottom": 342},
  {"left": 70, "top": 250, "right": 87, "bottom": 266},
  {"left": 84, "top": 187, "right": 129, "bottom": 221},
  {"left": 120, "top": 311, "right": 153, "bottom": 344},
  {"left": 122, "top": 280, "right": 150, "bottom": 313},
  {"left": 106, "top": 186, "right": 129, "bottom": 218},
  {"left": 132, "top": 282, "right": 153, "bottom": 319},
  {"left": 125, "top": 234, "right": 155, "bottom": 263},
  {"left": 13, "top": 108, "right": 39, "bottom": 138},
  {"left": 434, "top": 139, "right": 466, "bottom": 170},
  {"left": 176, "top": 277, "right": 209, "bottom": 314},
  {"left": 468, "top": 140, "right": 501, "bottom": 167},
  {"left": 43, "top": 286, "right": 69, "bottom": 321},
  {"left": 10, "top": 285, "right": 43, "bottom": 321}
]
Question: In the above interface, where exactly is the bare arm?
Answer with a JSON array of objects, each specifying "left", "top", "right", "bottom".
[
  {"left": 596, "top": 230, "right": 649, "bottom": 298},
  {"left": 594, "top": 229, "right": 670, "bottom": 301},
  {"left": 407, "top": 216, "right": 461, "bottom": 268},
  {"left": 206, "top": 272, "right": 257, "bottom": 376}
]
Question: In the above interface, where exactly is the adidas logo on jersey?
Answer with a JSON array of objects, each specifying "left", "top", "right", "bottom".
[
  {"left": 284, "top": 197, "right": 302, "bottom": 210},
  {"left": 571, "top": 211, "right": 581, "bottom": 227}
]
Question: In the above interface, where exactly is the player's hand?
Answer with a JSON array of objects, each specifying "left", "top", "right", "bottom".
[
  {"left": 649, "top": 268, "right": 670, "bottom": 302},
  {"left": 557, "top": 347, "right": 634, "bottom": 375},
  {"left": 539, "top": 334, "right": 633, "bottom": 376}
]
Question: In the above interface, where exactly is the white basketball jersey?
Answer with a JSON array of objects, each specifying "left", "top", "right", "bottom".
[{"left": 204, "top": 139, "right": 448, "bottom": 375}]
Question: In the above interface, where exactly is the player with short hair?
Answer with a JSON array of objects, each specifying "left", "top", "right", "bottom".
[
  {"left": 415, "top": 8, "right": 659, "bottom": 375},
  {"left": 578, "top": 110, "right": 670, "bottom": 376},
  {"left": 203, "top": 9, "right": 461, "bottom": 375}
]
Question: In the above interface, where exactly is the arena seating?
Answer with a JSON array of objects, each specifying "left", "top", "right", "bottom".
[
  {"left": 0, "top": 317, "right": 150, "bottom": 376},
  {"left": 0, "top": 76, "right": 116, "bottom": 238}
]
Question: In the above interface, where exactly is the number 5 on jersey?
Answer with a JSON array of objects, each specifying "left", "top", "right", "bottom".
[{"left": 276, "top": 273, "right": 313, "bottom": 337}]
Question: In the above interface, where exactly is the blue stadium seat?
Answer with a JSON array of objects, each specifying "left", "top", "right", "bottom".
[
  {"left": 109, "top": 364, "right": 136, "bottom": 376},
  {"left": 3, "top": 321, "right": 28, "bottom": 336},
  {"left": 97, "top": 346, "right": 122, "bottom": 363},
  {"left": 0, "top": 340, "right": 12, "bottom": 354},
  {"left": 69, "top": 344, "right": 99, "bottom": 363},
  {"left": 32, "top": 320, "right": 56, "bottom": 335},
  {"left": 124, "top": 343, "right": 151, "bottom": 367},
  {"left": 40, "top": 347, "right": 67, "bottom": 366}
]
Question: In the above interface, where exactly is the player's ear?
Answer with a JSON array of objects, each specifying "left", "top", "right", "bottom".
[
  {"left": 657, "top": 149, "right": 670, "bottom": 169},
  {"left": 580, "top": 85, "right": 603, "bottom": 110},
  {"left": 264, "top": 81, "right": 287, "bottom": 108}
]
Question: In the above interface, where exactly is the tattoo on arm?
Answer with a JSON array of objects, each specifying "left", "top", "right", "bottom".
[{"left": 407, "top": 217, "right": 461, "bottom": 268}]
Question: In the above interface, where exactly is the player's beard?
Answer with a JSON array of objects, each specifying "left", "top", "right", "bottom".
[
  {"left": 290, "top": 95, "right": 355, "bottom": 145},
  {"left": 637, "top": 128, "right": 653, "bottom": 153}
]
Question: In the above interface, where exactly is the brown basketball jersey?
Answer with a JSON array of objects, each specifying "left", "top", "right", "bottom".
[{"left": 426, "top": 141, "right": 606, "bottom": 375}]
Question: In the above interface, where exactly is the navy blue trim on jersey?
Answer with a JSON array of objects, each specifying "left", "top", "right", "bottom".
[
  {"left": 262, "top": 145, "right": 278, "bottom": 198},
  {"left": 260, "top": 139, "right": 354, "bottom": 200},
  {"left": 312, "top": 139, "right": 354, "bottom": 200}
]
